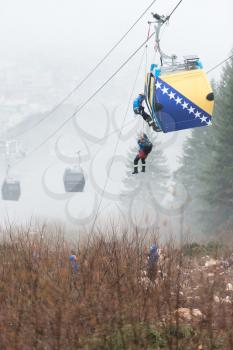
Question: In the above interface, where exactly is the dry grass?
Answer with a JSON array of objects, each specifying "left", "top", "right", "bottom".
[{"left": 0, "top": 223, "right": 233, "bottom": 350}]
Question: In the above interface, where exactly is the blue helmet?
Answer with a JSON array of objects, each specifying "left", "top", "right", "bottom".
[{"left": 69, "top": 254, "right": 76, "bottom": 262}]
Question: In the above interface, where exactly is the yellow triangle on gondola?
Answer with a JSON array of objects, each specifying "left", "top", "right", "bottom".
[{"left": 161, "top": 70, "right": 214, "bottom": 116}]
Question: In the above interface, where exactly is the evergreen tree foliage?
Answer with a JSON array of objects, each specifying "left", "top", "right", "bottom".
[
  {"left": 202, "top": 55, "right": 233, "bottom": 230},
  {"left": 176, "top": 54, "right": 233, "bottom": 234},
  {"left": 175, "top": 126, "right": 215, "bottom": 233}
]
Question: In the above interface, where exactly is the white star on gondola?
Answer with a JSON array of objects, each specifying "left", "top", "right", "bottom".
[
  {"left": 162, "top": 86, "right": 169, "bottom": 95},
  {"left": 200, "top": 115, "right": 208, "bottom": 123},
  {"left": 181, "top": 101, "right": 189, "bottom": 109},
  {"left": 176, "top": 97, "right": 182, "bottom": 105},
  {"left": 156, "top": 81, "right": 162, "bottom": 89},
  {"left": 207, "top": 119, "right": 212, "bottom": 126},
  {"left": 194, "top": 111, "right": 201, "bottom": 119},
  {"left": 168, "top": 91, "right": 176, "bottom": 100},
  {"left": 188, "top": 106, "right": 195, "bottom": 114}
]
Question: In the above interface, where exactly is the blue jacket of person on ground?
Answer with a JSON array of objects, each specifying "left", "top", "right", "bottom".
[
  {"left": 148, "top": 244, "right": 159, "bottom": 267},
  {"left": 69, "top": 254, "right": 79, "bottom": 272},
  {"left": 133, "top": 94, "right": 145, "bottom": 113}
]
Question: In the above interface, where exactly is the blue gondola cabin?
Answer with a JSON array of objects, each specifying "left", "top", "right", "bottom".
[{"left": 145, "top": 56, "right": 214, "bottom": 133}]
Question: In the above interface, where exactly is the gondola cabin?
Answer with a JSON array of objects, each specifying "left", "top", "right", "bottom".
[
  {"left": 63, "top": 166, "right": 85, "bottom": 193},
  {"left": 1, "top": 179, "right": 21, "bottom": 201},
  {"left": 145, "top": 56, "right": 214, "bottom": 133}
]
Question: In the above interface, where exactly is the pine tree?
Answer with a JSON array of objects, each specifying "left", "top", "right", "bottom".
[
  {"left": 176, "top": 54, "right": 233, "bottom": 234},
  {"left": 201, "top": 55, "right": 233, "bottom": 231},
  {"left": 175, "top": 125, "right": 215, "bottom": 233}
]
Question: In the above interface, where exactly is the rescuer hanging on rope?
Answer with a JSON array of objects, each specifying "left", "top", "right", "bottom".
[
  {"left": 133, "top": 94, "right": 160, "bottom": 131},
  {"left": 132, "top": 133, "right": 153, "bottom": 174}
]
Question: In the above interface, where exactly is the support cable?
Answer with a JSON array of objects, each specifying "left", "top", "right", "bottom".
[
  {"left": 11, "top": 0, "right": 158, "bottom": 139},
  {"left": 167, "top": 0, "right": 184, "bottom": 19},
  {"left": 13, "top": 31, "right": 156, "bottom": 167},
  {"left": 207, "top": 54, "right": 233, "bottom": 74}
]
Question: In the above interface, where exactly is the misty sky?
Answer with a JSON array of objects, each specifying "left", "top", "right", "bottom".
[
  {"left": 0, "top": 0, "right": 232, "bottom": 69},
  {"left": 0, "top": 0, "right": 232, "bottom": 227},
  {"left": 1, "top": 0, "right": 232, "bottom": 147}
]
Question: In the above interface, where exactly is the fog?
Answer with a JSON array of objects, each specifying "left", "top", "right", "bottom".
[{"left": 0, "top": 0, "right": 232, "bottom": 229}]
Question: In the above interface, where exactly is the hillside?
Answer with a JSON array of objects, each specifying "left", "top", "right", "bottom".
[{"left": 0, "top": 224, "right": 233, "bottom": 349}]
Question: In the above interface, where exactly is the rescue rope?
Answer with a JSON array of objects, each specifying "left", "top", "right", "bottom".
[
  {"left": 9, "top": 0, "right": 231, "bottom": 168},
  {"left": 90, "top": 47, "right": 147, "bottom": 231},
  {"left": 36, "top": 51, "right": 233, "bottom": 164},
  {"left": 143, "top": 23, "right": 152, "bottom": 132}
]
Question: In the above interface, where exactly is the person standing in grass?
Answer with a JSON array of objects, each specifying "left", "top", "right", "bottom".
[
  {"left": 69, "top": 251, "right": 79, "bottom": 272},
  {"left": 147, "top": 244, "right": 160, "bottom": 280}
]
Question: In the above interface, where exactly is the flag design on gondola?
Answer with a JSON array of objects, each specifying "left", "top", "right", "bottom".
[{"left": 154, "top": 77, "right": 213, "bottom": 133}]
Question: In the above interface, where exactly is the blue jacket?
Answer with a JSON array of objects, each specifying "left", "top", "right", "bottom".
[
  {"left": 133, "top": 94, "right": 145, "bottom": 111},
  {"left": 148, "top": 252, "right": 159, "bottom": 268},
  {"left": 69, "top": 255, "right": 79, "bottom": 272},
  {"left": 148, "top": 245, "right": 159, "bottom": 267},
  {"left": 138, "top": 134, "right": 150, "bottom": 151}
]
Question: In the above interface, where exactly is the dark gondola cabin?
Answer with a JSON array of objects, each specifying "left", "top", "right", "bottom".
[
  {"left": 63, "top": 166, "right": 85, "bottom": 193},
  {"left": 1, "top": 179, "right": 21, "bottom": 201}
]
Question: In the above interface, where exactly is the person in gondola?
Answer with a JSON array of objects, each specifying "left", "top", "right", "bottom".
[
  {"left": 132, "top": 133, "right": 153, "bottom": 174},
  {"left": 133, "top": 94, "right": 161, "bottom": 132}
]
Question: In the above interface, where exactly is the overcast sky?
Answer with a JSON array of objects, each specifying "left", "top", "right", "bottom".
[
  {"left": 0, "top": 0, "right": 232, "bottom": 226},
  {"left": 0, "top": 0, "right": 232, "bottom": 72}
]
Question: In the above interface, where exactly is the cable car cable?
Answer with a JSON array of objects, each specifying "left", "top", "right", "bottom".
[
  {"left": 8, "top": 0, "right": 185, "bottom": 160},
  {"left": 207, "top": 54, "right": 233, "bottom": 74},
  {"left": 79, "top": 51, "right": 233, "bottom": 228},
  {"left": 13, "top": 47, "right": 232, "bottom": 169},
  {"left": 74, "top": 52, "right": 233, "bottom": 159},
  {"left": 167, "top": 0, "right": 184, "bottom": 20},
  {"left": 13, "top": 31, "right": 156, "bottom": 167},
  {"left": 11, "top": 0, "right": 158, "bottom": 140}
]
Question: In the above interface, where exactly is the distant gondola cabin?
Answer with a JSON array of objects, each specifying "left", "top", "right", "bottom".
[
  {"left": 63, "top": 167, "right": 85, "bottom": 193},
  {"left": 1, "top": 179, "right": 21, "bottom": 201}
]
